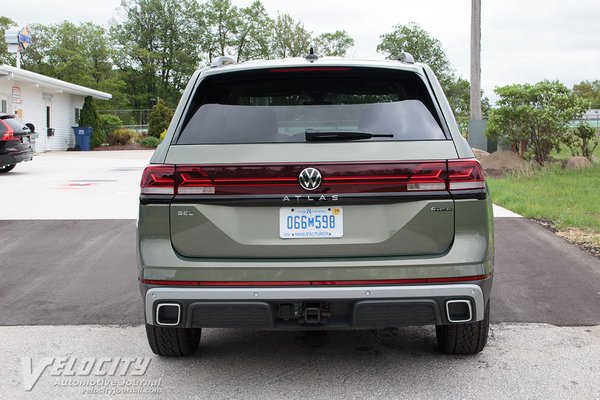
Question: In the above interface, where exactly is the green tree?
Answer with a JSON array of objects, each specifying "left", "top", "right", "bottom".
[
  {"left": 377, "top": 22, "right": 453, "bottom": 82},
  {"left": 79, "top": 96, "right": 100, "bottom": 128},
  {"left": 111, "top": 0, "right": 200, "bottom": 107},
  {"left": 20, "top": 22, "right": 113, "bottom": 86},
  {"left": 19, "top": 22, "right": 128, "bottom": 111},
  {"left": 235, "top": 1, "right": 274, "bottom": 61},
  {"left": 313, "top": 31, "right": 354, "bottom": 57},
  {"left": 271, "top": 13, "right": 311, "bottom": 58},
  {"left": 486, "top": 81, "right": 589, "bottom": 164},
  {"left": 147, "top": 99, "right": 173, "bottom": 138},
  {"left": 377, "top": 22, "right": 486, "bottom": 119},
  {"left": 573, "top": 80, "right": 600, "bottom": 109},
  {"left": 79, "top": 96, "right": 101, "bottom": 147},
  {"left": 0, "top": 16, "right": 17, "bottom": 65},
  {"left": 197, "top": 0, "right": 240, "bottom": 62}
]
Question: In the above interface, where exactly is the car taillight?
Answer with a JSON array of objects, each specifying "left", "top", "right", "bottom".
[
  {"left": 140, "top": 161, "right": 485, "bottom": 196},
  {"left": 140, "top": 165, "right": 175, "bottom": 194},
  {"left": 176, "top": 166, "right": 215, "bottom": 194},
  {"left": 447, "top": 159, "right": 485, "bottom": 190},
  {"left": 405, "top": 162, "right": 447, "bottom": 191},
  {"left": 0, "top": 123, "right": 15, "bottom": 141}
]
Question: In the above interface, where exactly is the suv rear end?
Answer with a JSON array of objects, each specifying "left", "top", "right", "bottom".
[
  {"left": 0, "top": 114, "right": 33, "bottom": 173},
  {"left": 138, "top": 55, "right": 494, "bottom": 356}
]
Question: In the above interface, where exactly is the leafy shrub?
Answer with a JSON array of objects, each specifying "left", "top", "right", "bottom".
[
  {"left": 564, "top": 123, "right": 599, "bottom": 160},
  {"left": 92, "top": 114, "right": 123, "bottom": 148},
  {"left": 486, "top": 81, "right": 589, "bottom": 164},
  {"left": 130, "top": 131, "right": 144, "bottom": 143},
  {"left": 98, "top": 114, "right": 122, "bottom": 136},
  {"left": 108, "top": 129, "right": 134, "bottom": 146},
  {"left": 91, "top": 130, "right": 106, "bottom": 148},
  {"left": 140, "top": 136, "right": 161, "bottom": 148},
  {"left": 159, "top": 130, "right": 167, "bottom": 142},
  {"left": 148, "top": 99, "right": 173, "bottom": 138}
]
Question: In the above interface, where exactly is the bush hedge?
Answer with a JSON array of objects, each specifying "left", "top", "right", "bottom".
[
  {"left": 140, "top": 136, "right": 161, "bottom": 148},
  {"left": 108, "top": 129, "right": 134, "bottom": 146}
]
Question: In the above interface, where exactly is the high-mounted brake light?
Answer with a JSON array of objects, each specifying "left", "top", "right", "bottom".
[
  {"left": 447, "top": 159, "right": 485, "bottom": 190},
  {"left": 269, "top": 67, "right": 352, "bottom": 73},
  {"left": 140, "top": 165, "right": 175, "bottom": 194}
]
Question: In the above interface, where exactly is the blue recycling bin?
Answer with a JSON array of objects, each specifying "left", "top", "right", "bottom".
[{"left": 72, "top": 126, "right": 93, "bottom": 151}]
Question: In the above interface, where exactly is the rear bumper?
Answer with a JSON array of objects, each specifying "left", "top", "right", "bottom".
[
  {"left": 143, "top": 281, "right": 489, "bottom": 328},
  {"left": 0, "top": 146, "right": 33, "bottom": 166}
]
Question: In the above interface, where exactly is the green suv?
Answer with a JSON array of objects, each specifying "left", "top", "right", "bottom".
[{"left": 138, "top": 53, "right": 494, "bottom": 356}]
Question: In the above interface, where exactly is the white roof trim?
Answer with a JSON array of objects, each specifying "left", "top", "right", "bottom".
[{"left": 0, "top": 64, "right": 112, "bottom": 100}]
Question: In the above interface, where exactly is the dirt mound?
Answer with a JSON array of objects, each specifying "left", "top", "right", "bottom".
[
  {"left": 480, "top": 151, "right": 526, "bottom": 172},
  {"left": 472, "top": 148, "right": 490, "bottom": 160},
  {"left": 566, "top": 156, "right": 592, "bottom": 170}
]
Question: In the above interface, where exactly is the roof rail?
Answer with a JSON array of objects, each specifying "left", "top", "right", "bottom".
[
  {"left": 210, "top": 56, "right": 236, "bottom": 68},
  {"left": 396, "top": 52, "right": 415, "bottom": 64}
]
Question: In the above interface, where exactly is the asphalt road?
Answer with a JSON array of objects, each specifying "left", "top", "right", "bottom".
[{"left": 1, "top": 218, "right": 599, "bottom": 326}]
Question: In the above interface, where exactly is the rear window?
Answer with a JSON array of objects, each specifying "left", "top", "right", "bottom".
[
  {"left": 176, "top": 67, "right": 447, "bottom": 144},
  {"left": 0, "top": 116, "right": 29, "bottom": 134}
]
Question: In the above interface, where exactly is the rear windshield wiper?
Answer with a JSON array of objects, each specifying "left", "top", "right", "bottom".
[{"left": 305, "top": 129, "right": 394, "bottom": 142}]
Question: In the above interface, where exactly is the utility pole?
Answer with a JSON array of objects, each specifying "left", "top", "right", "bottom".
[{"left": 470, "top": 0, "right": 482, "bottom": 120}]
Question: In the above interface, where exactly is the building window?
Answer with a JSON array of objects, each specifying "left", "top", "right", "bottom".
[
  {"left": 1, "top": 100, "right": 6, "bottom": 113},
  {"left": 74, "top": 108, "right": 81, "bottom": 125}
]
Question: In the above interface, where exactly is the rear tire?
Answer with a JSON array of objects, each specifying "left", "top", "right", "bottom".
[
  {"left": 145, "top": 324, "right": 201, "bottom": 357},
  {"left": 436, "top": 300, "right": 490, "bottom": 355},
  {"left": 0, "top": 164, "right": 16, "bottom": 173}
]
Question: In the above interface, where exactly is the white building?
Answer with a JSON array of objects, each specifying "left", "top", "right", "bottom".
[{"left": 0, "top": 64, "right": 111, "bottom": 152}]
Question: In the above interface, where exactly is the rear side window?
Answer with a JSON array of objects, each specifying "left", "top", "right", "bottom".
[{"left": 176, "top": 68, "right": 447, "bottom": 144}]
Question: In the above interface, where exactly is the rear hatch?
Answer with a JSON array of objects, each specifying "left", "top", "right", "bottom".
[
  {"left": 143, "top": 66, "right": 482, "bottom": 259},
  {"left": 0, "top": 115, "right": 32, "bottom": 151}
]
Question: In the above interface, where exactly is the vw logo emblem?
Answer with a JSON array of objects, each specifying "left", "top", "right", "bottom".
[{"left": 298, "top": 167, "right": 322, "bottom": 191}]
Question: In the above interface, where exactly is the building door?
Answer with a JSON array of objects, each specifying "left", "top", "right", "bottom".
[{"left": 45, "top": 105, "right": 52, "bottom": 151}]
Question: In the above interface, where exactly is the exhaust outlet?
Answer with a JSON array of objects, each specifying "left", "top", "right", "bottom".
[
  {"left": 156, "top": 303, "right": 181, "bottom": 326},
  {"left": 446, "top": 300, "right": 473, "bottom": 323}
]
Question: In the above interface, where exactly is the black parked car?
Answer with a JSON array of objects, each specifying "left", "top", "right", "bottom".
[{"left": 0, "top": 114, "right": 33, "bottom": 173}]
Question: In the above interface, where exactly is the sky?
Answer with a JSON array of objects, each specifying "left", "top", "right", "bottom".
[{"left": 4, "top": 0, "right": 599, "bottom": 102}]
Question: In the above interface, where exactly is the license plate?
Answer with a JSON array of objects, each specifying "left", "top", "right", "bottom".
[{"left": 280, "top": 207, "right": 343, "bottom": 239}]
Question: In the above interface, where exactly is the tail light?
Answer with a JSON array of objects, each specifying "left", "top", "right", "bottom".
[
  {"left": 140, "top": 160, "right": 484, "bottom": 196},
  {"left": 176, "top": 166, "right": 216, "bottom": 194},
  {"left": 140, "top": 165, "right": 175, "bottom": 194},
  {"left": 0, "top": 121, "right": 16, "bottom": 141},
  {"left": 447, "top": 159, "right": 485, "bottom": 190}
]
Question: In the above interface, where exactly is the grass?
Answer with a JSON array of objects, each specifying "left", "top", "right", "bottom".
[{"left": 487, "top": 164, "right": 600, "bottom": 233}]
